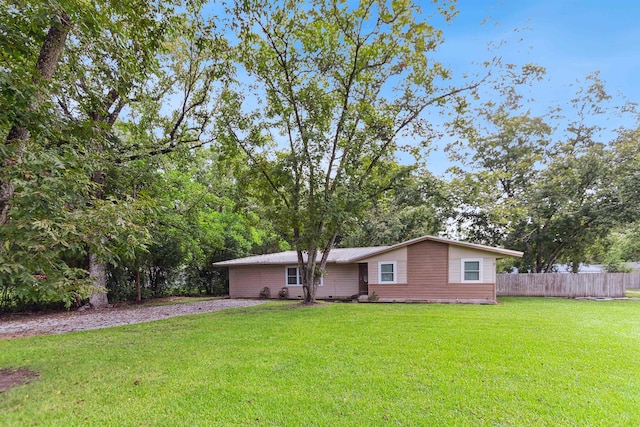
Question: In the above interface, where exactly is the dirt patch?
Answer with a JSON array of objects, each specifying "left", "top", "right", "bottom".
[{"left": 0, "top": 368, "right": 39, "bottom": 393}]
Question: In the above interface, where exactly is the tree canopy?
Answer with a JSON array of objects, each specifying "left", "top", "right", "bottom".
[
  {"left": 219, "top": 0, "right": 478, "bottom": 303},
  {"left": 447, "top": 72, "right": 638, "bottom": 272},
  {"left": 0, "top": 0, "right": 244, "bottom": 310},
  {"left": 1, "top": 0, "right": 639, "bottom": 311}
]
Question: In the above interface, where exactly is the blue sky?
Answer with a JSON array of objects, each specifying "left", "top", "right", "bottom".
[{"left": 425, "top": 0, "right": 640, "bottom": 175}]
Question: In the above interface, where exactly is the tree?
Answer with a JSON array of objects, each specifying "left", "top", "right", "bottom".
[
  {"left": 222, "top": 0, "right": 478, "bottom": 303},
  {"left": 1, "top": 5, "right": 72, "bottom": 225},
  {"left": 0, "top": 0, "right": 233, "bottom": 309},
  {"left": 448, "top": 73, "right": 634, "bottom": 272},
  {"left": 1, "top": 2, "right": 100, "bottom": 309},
  {"left": 105, "top": 147, "right": 287, "bottom": 302},
  {"left": 338, "top": 167, "right": 452, "bottom": 247}
]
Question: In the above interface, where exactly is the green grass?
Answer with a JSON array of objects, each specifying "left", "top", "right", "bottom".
[
  {"left": 627, "top": 288, "right": 640, "bottom": 298},
  {"left": 1, "top": 298, "right": 639, "bottom": 426}
]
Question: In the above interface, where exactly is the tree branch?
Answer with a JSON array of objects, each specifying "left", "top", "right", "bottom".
[{"left": 226, "top": 126, "right": 291, "bottom": 210}]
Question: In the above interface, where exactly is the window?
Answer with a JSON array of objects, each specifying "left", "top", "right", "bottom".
[
  {"left": 378, "top": 261, "right": 397, "bottom": 284},
  {"left": 285, "top": 266, "right": 323, "bottom": 286},
  {"left": 462, "top": 259, "right": 483, "bottom": 282},
  {"left": 286, "top": 267, "right": 302, "bottom": 286}
]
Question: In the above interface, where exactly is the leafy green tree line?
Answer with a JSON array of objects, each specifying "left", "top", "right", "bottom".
[
  {"left": 1, "top": 0, "right": 639, "bottom": 311},
  {"left": 0, "top": 0, "right": 282, "bottom": 311},
  {"left": 446, "top": 71, "right": 640, "bottom": 273}
]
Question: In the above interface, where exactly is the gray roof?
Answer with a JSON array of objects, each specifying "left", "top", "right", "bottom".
[
  {"left": 213, "top": 235, "right": 523, "bottom": 267},
  {"left": 212, "top": 247, "right": 388, "bottom": 267}
]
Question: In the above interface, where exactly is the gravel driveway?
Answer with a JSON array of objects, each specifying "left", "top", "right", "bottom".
[{"left": 0, "top": 299, "right": 266, "bottom": 339}]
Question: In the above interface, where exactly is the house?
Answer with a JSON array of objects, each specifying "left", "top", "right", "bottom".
[{"left": 213, "top": 235, "right": 523, "bottom": 304}]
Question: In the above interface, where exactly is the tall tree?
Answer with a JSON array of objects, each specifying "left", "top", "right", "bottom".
[
  {"left": 105, "top": 148, "right": 286, "bottom": 302},
  {"left": 222, "top": 0, "right": 478, "bottom": 303},
  {"left": 57, "top": 0, "right": 177, "bottom": 307},
  {"left": 1, "top": 5, "right": 72, "bottom": 224},
  {"left": 0, "top": 0, "right": 232, "bottom": 309},
  {"left": 338, "top": 167, "right": 452, "bottom": 247},
  {"left": 448, "top": 73, "right": 634, "bottom": 272}
]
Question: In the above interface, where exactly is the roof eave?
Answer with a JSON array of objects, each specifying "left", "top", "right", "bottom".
[{"left": 349, "top": 235, "right": 523, "bottom": 261}]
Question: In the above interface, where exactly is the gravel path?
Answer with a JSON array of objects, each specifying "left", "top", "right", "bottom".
[{"left": 0, "top": 299, "right": 266, "bottom": 339}]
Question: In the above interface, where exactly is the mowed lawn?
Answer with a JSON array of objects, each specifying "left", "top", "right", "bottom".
[{"left": 1, "top": 298, "right": 639, "bottom": 426}]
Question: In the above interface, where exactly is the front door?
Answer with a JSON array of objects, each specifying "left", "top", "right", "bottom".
[{"left": 358, "top": 263, "right": 368, "bottom": 295}]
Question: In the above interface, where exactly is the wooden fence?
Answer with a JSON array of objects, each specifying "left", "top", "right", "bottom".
[{"left": 496, "top": 273, "right": 640, "bottom": 298}]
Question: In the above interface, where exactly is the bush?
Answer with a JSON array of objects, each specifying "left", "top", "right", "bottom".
[{"left": 259, "top": 287, "right": 271, "bottom": 299}]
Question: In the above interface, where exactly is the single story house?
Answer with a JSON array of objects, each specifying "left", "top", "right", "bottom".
[{"left": 213, "top": 235, "right": 523, "bottom": 304}]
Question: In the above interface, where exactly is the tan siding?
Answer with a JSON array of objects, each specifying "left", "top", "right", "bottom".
[
  {"left": 448, "top": 246, "right": 497, "bottom": 284},
  {"left": 228, "top": 264, "right": 358, "bottom": 299},
  {"left": 229, "top": 265, "right": 287, "bottom": 299},
  {"left": 229, "top": 267, "right": 262, "bottom": 298},
  {"left": 361, "top": 247, "right": 408, "bottom": 285},
  {"left": 316, "top": 264, "right": 359, "bottom": 298},
  {"left": 229, "top": 242, "right": 499, "bottom": 302},
  {"left": 261, "top": 265, "right": 286, "bottom": 290},
  {"left": 407, "top": 240, "right": 448, "bottom": 285},
  {"left": 367, "top": 241, "right": 496, "bottom": 303},
  {"left": 369, "top": 283, "right": 495, "bottom": 303}
]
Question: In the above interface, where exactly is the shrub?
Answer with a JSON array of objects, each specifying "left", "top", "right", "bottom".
[{"left": 259, "top": 287, "right": 271, "bottom": 299}]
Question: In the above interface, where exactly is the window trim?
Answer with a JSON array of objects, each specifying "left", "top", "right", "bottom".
[
  {"left": 285, "top": 266, "right": 323, "bottom": 287},
  {"left": 285, "top": 266, "right": 302, "bottom": 286},
  {"left": 378, "top": 261, "right": 397, "bottom": 284},
  {"left": 461, "top": 258, "right": 483, "bottom": 283}
]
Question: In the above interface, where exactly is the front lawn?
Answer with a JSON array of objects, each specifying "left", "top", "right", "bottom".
[{"left": 1, "top": 298, "right": 639, "bottom": 426}]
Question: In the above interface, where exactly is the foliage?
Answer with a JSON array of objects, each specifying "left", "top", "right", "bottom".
[
  {"left": 448, "top": 72, "right": 636, "bottom": 272},
  {"left": 258, "top": 287, "right": 271, "bottom": 299},
  {"left": 277, "top": 287, "right": 289, "bottom": 299},
  {"left": 338, "top": 168, "right": 452, "bottom": 247},
  {"left": 105, "top": 149, "right": 286, "bottom": 302},
  {"left": 4, "top": 0, "right": 637, "bottom": 309},
  {"left": 0, "top": 118, "right": 150, "bottom": 310},
  {"left": 1, "top": 299, "right": 640, "bottom": 425},
  {"left": 223, "top": 0, "right": 477, "bottom": 302},
  {"left": 597, "top": 225, "right": 640, "bottom": 272},
  {"left": 0, "top": 0, "right": 180, "bottom": 307},
  {"left": 0, "top": 0, "right": 244, "bottom": 308},
  {"left": 609, "top": 226, "right": 640, "bottom": 262}
]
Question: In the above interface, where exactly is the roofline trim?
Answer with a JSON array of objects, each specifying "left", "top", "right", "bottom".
[
  {"left": 212, "top": 235, "right": 523, "bottom": 267},
  {"left": 348, "top": 235, "right": 523, "bottom": 261}
]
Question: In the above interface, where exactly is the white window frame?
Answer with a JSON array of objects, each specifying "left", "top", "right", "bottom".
[
  {"left": 378, "top": 261, "right": 397, "bottom": 284},
  {"left": 461, "top": 258, "right": 483, "bottom": 283},
  {"left": 285, "top": 266, "right": 323, "bottom": 287}
]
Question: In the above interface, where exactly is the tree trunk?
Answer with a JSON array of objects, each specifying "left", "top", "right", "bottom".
[
  {"left": 301, "top": 235, "right": 336, "bottom": 304},
  {"left": 88, "top": 252, "right": 109, "bottom": 308},
  {"left": 303, "top": 279, "right": 319, "bottom": 304},
  {"left": 571, "top": 262, "right": 579, "bottom": 273},
  {"left": 302, "top": 266, "right": 316, "bottom": 304},
  {"left": 536, "top": 240, "right": 544, "bottom": 273},
  {"left": 1, "top": 13, "right": 72, "bottom": 225},
  {"left": 86, "top": 169, "right": 109, "bottom": 307},
  {"left": 133, "top": 183, "right": 142, "bottom": 302}
]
